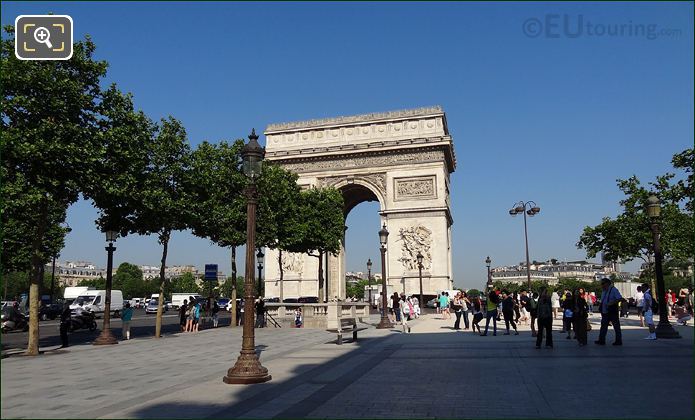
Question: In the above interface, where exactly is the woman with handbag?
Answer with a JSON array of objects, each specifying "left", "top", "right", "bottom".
[{"left": 452, "top": 292, "right": 463, "bottom": 330}]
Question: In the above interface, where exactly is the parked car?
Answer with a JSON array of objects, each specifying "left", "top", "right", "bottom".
[
  {"left": 225, "top": 299, "right": 242, "bottom": 312},
  {"left": 165, "top": 301, "right": 173, "bottom": 310},
  {"left": 298, "top": 296, "right": 319, "bottom": 303},
  {"left": 264, "top": 297, "right": 280, "bottom": 303},
  {"left": 145, "top": 298, "right": 168, "bottom": 314},
  {"left": 282, "top": 298, "right": 299, "bottom": 304},
  {"left": 217, "top": 298, "right": 230, "bottom": 308}
]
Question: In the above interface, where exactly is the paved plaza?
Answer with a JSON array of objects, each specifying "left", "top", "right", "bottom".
[{"left": 1, "top": 313, "right": 693, "bottom": 419}]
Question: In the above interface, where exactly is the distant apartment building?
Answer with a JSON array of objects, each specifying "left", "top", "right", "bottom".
[
  {"left": 47, "top": 261, "right": 106, "bottom": 287},
  {"left": 491, "top": 259, "right": 634, "bottom": 285}
]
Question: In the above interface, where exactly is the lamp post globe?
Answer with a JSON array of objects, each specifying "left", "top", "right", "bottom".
[
  {"left": 376, "top": 223, "right": 393, "bottom": 329},
  {"left": 94, "top": 231, "right": 118, "bottom": 346},
  {"left": 509, "top": 201, "right": 539, "bottom": 291},
  {"left": 224, "top": 129, "right": 271, "bottom": 384},
  {"left": 485, "top": 256, "right": 492, "bottom": 289}
]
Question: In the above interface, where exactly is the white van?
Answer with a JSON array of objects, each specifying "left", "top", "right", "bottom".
[
  {"left": 172, "top": 293, "right": 202, "bottom": 310},
  {"left": 64, "top": 286, "right": 92, "bottom": 305},
  {"left": 70, "top": 290, "right": 124, "bottom": 317}
]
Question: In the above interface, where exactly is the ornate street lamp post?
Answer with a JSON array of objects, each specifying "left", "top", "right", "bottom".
[
  {"left": 376, "top": 223, "right": 393, "bottom": 329},
  {"left": 94, "top": 230, "right": 118, "bottom": 345},
  {"left": 366, "top": 258, "right": 373, "bottom": 308},
  {"left": 485, "top": 256, "right": 492, "bottom": 290},
  {"left": 509, "top": 201, "right": 540, "bottom": 291},
  {"left": 256, "top": 249, "right": 264, "bottom": 297},
  {"left": 647, "top": 195, "right": 680, "bottom": 339},
  {"left": 223, "top": 129, "right": 271, "bottom": 384},
  {"left": 416, "top": 251, "right": 424, "bottom": 311}
]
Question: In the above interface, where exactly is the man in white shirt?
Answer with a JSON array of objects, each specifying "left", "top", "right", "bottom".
[
  {"left": 641, "top": 283, "right": 656, "bottom": 340},
  {"left": 635, "top": 286, "right": 645, "bottom": 327}
]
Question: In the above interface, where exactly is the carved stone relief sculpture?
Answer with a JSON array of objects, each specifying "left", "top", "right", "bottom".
[{"left": 397, "top": 225, "right": 433, "bottom": 271}]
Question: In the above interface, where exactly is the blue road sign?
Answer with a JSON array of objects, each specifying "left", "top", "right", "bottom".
[{"left": 204, "top": 264, "right": 218, "bottom": 281}]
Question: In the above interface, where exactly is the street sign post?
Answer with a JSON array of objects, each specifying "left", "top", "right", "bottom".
[{"left": 204, "top": 264, "right": 218, "bottom": 296}]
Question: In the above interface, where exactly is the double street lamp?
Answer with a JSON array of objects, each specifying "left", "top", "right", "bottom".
[
  {"left": 366, "top": 258, "right": 372, "bottom": 307},
  {"left": 509, "top": 201, "right": 540, "bottom": 291},
  {"left": 376, "top": 223, "right": 393, "bottom": 329},
  {"left": 223, "top": 129, "right": 271, "bottom": 384},
  {"left": 94, "top": 230, "right": 118, "bottom": 346},
  {"left": 416, "top": 251, "right": 424, "bottom": 311},
  {"left": 646, "top": 195, "right": 680, "bottom": 339}
]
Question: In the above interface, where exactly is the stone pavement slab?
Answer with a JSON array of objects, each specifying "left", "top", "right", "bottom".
[{"left": 1, "top": 313, "right": 692, "bottom": 419}]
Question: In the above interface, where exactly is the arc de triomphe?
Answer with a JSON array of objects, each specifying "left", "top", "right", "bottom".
[{"left": 262, "top": 106, "right": 456, "bottom": 301}]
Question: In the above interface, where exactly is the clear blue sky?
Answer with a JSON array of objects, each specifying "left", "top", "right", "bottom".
[{"left": 3, "top": 2, "right": 693, "bottom": 289}]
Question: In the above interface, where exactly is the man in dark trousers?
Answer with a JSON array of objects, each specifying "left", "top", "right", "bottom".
[
  {"left": 596, "top": 278, "right": 623, "bottom": 346},
  {"left": 59, "top": 302, "right": 71, "bottom": 348}
]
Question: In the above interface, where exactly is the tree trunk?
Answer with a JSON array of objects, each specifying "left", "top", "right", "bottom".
[
  {"left": 231, "top": 246, "right": 237, "bottom": 327},
  {"left": 155, "top": 230, "right": 170, "bottom": 338},
  {"left": 278, "top": 249, "right": 284, "bottom": 303},
  {"left": 27, "top": 201, "right": 49, "bottom": 356},
  {"left": 318, "top": 251, "right": 324, "bottom": 302}
]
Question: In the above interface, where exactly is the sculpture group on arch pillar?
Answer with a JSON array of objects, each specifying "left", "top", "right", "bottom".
[{"left": 397, "top": 224, "right": 433, "bottom": 271}]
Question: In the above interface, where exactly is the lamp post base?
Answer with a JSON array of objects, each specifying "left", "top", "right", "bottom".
[
  {"left": 656, "top": 320, "right": 681, "bottom": 339},
  {"left": 223, "top": 351, "right": 272, "bottom": 384},
  {"left": 376, "top": 318, "right": 393, "bottom": 329},
  {"left": 93, "top": 328, "right": 118, "bottom": 345}
]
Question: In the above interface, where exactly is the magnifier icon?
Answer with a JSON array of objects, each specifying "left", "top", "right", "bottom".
[{"left": 33, "top": 27, "right": 53, "bottom": 49}]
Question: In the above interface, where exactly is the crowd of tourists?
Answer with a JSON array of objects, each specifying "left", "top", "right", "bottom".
[
  {"left": 178, "top": 296, "right": 221, "bottom": 333},
  {"left": 425, "top": 278, "right": 693, "bottom": 346}
]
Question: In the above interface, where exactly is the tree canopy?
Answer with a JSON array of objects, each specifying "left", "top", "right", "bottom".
[{"left": 577, "top": 148, "right": 694, "bottom": 266}]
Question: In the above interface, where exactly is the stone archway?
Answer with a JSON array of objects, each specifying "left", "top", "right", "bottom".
[{"left": 262, "top": 106, "right": 456, "bottom": 301}]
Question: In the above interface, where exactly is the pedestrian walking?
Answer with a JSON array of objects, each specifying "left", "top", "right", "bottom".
[
  {"left": 460, "top": 291, "right": 470, "bottom": 329},
  {"left": 185, "top": 300, "right": 194, "bottom": 332},
  {"left": 635, "top": 286, "right": 645, "bottom": 327},
  {"left": 412, "top": 296, "right": 420, "bottom": 318},
  {"left": 551, "top": 291, "right": 560, "bottom": 319},
  {"left": 179, "top": 299, "right": 188, "bottom": 332},
  {"left": 59, "top": 302, "right": 71, "bottom": 348},
  {"left": 193, "top": 299, "right": 201, "bottom": 332},
  {"left": 596, "top": 278, "right": 623, "bottom": 346},
  {"left": 212, "top": 300, "right": 220, "bottom": 328},
  {"left": 573, "top": 289, "right": 588, "bottom": 346},
  {"left": 254, "top": 298, "right": 265, "bottom": 328},
  {"left": 666, "top": 289, "right": 675, "bottom": 318},
  {"left": 400, "top": 294, "right": 411, "bottom": 333},
  {"left": 440, "top": 292, "right": 451, "bottom": 320},
  {"left": 536, "top": 288, "right": 553, "bottom": 349},
  {"left": 471, "top": 296, "right": 483, "bottom": 334},
  {"left": 502, "top": 290, "right": 519, "bottom": 335},
  {"left": 512, "top": 292, "right": 522, "bottom": 323},
  {"left": 481, "top": 287, "right": 500, "bottom": 336},
  {"left": 121, "top": 302, "right": 134, "bottom": 340},
  {"left": 587, "top": 292, "right": 595, "bottom": 314},
  {"left": 453, "top": 292, "right": 463, "bottom": 330},
  {"left": 294, "top": 307, "right": 303, "bottom": 328},
  {"left": 527, "top": 291, "right": 538, "bottom": 337},
  {"left": 562, "top": 291, "right": 574, "bottom": 339},
  {"left": 435, "top": 293, "right": 441, "bottom": 315},
  {"left": 392, "top": 292, "right": 402, "bottom": 324},
  {"left": 642, "top": 283, "right": 657, "bottom": 340},
  {"left": 518, "top": 290, "right": 530, "bottom": 325}
]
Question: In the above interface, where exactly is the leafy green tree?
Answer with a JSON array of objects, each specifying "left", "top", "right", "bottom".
[
  {"left": 466, "top": 289, "right": 481, "bottom": 298},
  {"left": 2, "top": 27, "right": 111, "bottom": 355},
  {"left": 112, "top": 262, "right": 146, "bottom": 299},
  {"left": 131, "top": 117, "right": 191, "bottom": 338},
  {"left": 169, "top": 272, "right": 201, "bottom": 296},
  {"left": 78, "top": 276, "right": 106, "bottom": 290},
  {"left": 346, "top": 279, "right": 369, "bottom": 300},
  {"left": 577, "top": 148, "right": 694, "bottom": 276},
  {"left": 298, "top": 188, "right": 345, "bottom": 301},
  {"left": 220, "top": 276, "right": 244, "bottom": 298}
]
